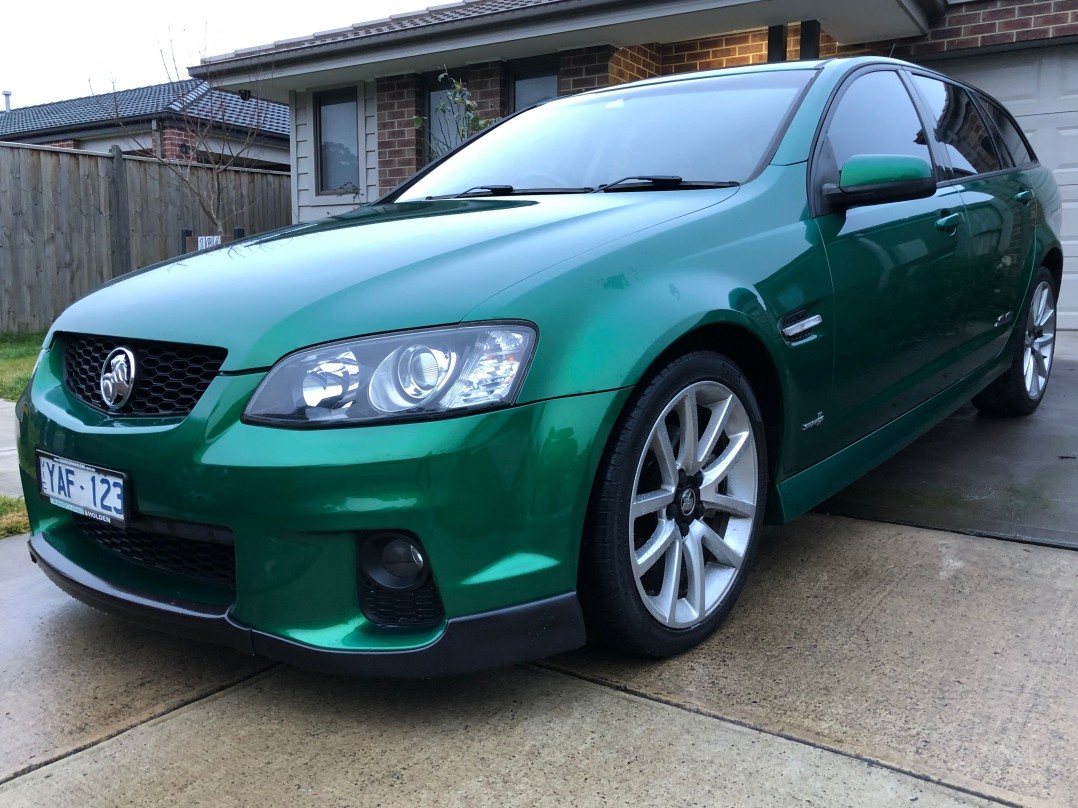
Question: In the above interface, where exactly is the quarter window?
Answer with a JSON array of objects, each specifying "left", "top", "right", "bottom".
[
  {"left": 978, "top": 94, "right": 1035, "bottom": 166},
  {"left": 821, "top": 70, "right": 933, "bottom": 185},
  {"left": 316, "top": 90, "right": 360, "bottom": 195},
  {"left": 911, "top": 76, "right": 1002, "bottom": 178}
]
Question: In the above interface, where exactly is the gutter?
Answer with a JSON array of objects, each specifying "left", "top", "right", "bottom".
[
  {"left": 191, "top": 0, "right": 764, "bottom": 77},
  {"left": 191, "top": 0, "right": 949, "bottom": 82}
]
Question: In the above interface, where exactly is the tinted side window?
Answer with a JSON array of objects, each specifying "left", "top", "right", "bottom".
[
  {"left": 979, "top": 94, "right": 1035, "bottom": 166},
  {"left": 911, "top": 76, "right": 1002, "bottom": 178},
  {"left": 821, "top": 70, "right": 932, "bottom": 184}
]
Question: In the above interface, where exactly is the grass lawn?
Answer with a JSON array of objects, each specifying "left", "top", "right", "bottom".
[
  {"left": 0, "top": 496, "right": 30, "bottom": 538},
  {"left": 0, "top": 331, "right": 45, "bottom": 401}
]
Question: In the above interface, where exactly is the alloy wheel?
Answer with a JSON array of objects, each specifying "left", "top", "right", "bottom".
[
  {"left": 1023, "top": 280, "right": 1056, "bottom": 400},
  {"left": 628, "top": 380, "right": 758, "bottom": 629}
]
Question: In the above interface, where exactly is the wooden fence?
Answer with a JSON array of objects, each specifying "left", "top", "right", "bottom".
[{"left": 0, "top": 142, "right": 292, "bottom": 332}]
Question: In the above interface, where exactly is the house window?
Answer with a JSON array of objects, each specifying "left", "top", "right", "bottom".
[
  {"left": 510, "top": 58, "right": 558, "bottom": 112},
  {"left": 316, "top": 89, "right": 360, "bottom": 195},
  {"left": 427, "top": 83, "right": 465, "bottom": 160}
]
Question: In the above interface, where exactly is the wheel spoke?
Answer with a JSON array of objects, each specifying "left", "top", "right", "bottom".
[
  {"left": 633, "top": 519, "right": 677, "bottom": 576},
  {"left": 700, "top": 491, "right": 756, "bottom": 519},
  {"left": 696, "top": 396, "right": 732, "bottom": 468},
  {"left": 654, "top": 538, "right": 683, "bottom": 623},
  {"left": 1033, "top": 287, "right": 1048, "bottom": 326},
  {"left": 1024, "top": 350, "right": 1039, "bottom": 397},
  {"left": 675, "top": 389, "right": 700, "bottom": 472},
  {"left": 650, "top": 426, "right": 678, "bottom": 487},
  {"left": 695, "top": 520, "right": 744, "bottom": 570},
  {"left": 632, "top": 488, "right": 674, "bottom": 520},
  {"left": 1035, "top": 302, "right": 1055, "bottom": 330},
  {"left": 683, "top": 527, "right": 706, "bottom": 619},
  {"left": 701, "top": 429, "right": 750, "bottom": 489}
]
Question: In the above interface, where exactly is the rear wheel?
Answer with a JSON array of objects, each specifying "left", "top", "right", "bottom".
[
  {"left": 973, "top": 267, "right": 1057, "bottom": 416},
  {"left": 581, "top": 352, "right": 767, "bottom": 657}
]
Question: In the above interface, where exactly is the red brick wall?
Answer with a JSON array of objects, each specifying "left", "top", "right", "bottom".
[
  {"left": 662, "top": 30, "right": 772, "bottom": 73},
  {"left": 376, "top": 74, "right": 425, "bottom": 194},
  {"left": 832, "top": 0, "right": 1078, "bottom": 58},
  {"left": 609, "top": 44, "right": 663, "bottom": 85},
  {"left": 660, "top": 1, "right": 1074, "bottom": 70},
  {"left": 467, "top": 61, "right": 509, "bottom": 121},
  {"left": 558, "top": 46, "right": 617, "bottom": 95},
  {"left": 42, "top": 139, "right": 77, "bottom": 149},
  {"left": 160, "top": 127, "right": 198, "bottom": 161}
]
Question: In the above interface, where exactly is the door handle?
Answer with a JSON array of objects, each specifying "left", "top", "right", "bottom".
[
  {"left": 1015, "top": 189, "right": 1034, "bottom": 205},
  {"left": 935, "top": 211, "right": 963, "bottom": 232}
]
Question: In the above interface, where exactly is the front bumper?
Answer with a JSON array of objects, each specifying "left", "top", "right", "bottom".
[
  {"left": 28, "top": 534, "right": 585, "bottom": 677},
  {"left": 17, "top": 347, "right": 629, "bottom": 674}
]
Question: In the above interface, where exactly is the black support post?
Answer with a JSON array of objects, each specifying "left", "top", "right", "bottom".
[
  {"left": 767, "top": 25, "right": 788, "bottom": 63},
  {"left": 800, "top": 19, "right": 821, "bottom": 60}
]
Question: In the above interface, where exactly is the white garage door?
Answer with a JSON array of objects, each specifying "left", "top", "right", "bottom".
[{"left": 941, "top": 45, "right": 1078, "bottom": 330}]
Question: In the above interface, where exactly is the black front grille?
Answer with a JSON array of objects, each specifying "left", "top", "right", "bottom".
[
  {"left": 359, "top": 577, "right": 445, "bottom": 627},
  {"left": 73, "top": 516, "right": 236, "bottom": 588},
  {"left": 62, "top": 333, "right": 227, "bottom": 416}
]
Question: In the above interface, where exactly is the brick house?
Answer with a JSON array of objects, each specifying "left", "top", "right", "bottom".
[
  {"left": 190, "top": 0, "right": 1076, "bottom": 325},
  {"left": 0, "top": 80, "right": 290, "bottom": 170}
]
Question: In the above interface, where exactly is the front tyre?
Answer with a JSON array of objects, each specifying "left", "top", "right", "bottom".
[
  {"left": 581, "top": 352, "right": 768, "bottom": 657},
  {"left": 973, "top": 266, "right": 1058, "bottom": 417}
]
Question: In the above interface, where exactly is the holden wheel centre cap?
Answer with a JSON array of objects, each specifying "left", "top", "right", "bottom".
[{"left": 679, "top": 488, "right": 698, "bottom": 518}]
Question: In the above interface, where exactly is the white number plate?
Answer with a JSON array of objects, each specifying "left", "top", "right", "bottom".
[{"left": 38, "top": 452, "right": 127, "bottom": 528}]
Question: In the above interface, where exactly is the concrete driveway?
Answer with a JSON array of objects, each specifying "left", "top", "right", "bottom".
[{"left": 2, "top": 338, "right": 1077, "bottom": 807}]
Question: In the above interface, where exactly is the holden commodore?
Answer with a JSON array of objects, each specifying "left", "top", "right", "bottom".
[{"left": 16, "top": 57, "right": 1062, "bottom": 676}]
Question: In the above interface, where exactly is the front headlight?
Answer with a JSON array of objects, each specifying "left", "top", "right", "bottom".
[{"left": 244, "top": 323, "right": 537, "bottom": 427}]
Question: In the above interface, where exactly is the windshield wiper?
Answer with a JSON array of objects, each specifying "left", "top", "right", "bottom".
[
  {"left": 597, "top": 175, "right": 740, "bottom": 192},
  {"left": 451, "top": 185, "right": 595, "bottom": 198},
  {"left": 455, "top": 185, "right": 516, "bottom": 197}
]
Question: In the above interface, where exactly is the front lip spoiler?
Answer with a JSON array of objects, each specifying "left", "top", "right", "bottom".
[{"left": 27, "top": 534, "right": 587, "bottom": 677}]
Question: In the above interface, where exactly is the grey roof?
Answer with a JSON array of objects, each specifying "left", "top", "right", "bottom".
[
  {"left": 204, "top": 0, "right": 571, "bottom": 61},
  {"left": 0, "top": 80, "right": 289, "bottom": 138}
]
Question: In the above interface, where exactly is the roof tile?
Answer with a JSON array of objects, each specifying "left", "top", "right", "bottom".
[{"left": 0, "top": 80, "right": 289, "bottom": 138}]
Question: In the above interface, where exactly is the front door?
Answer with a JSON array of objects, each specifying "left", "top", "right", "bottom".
[{"left": 812, "top": 69, "right": 972, "bottom": 450}]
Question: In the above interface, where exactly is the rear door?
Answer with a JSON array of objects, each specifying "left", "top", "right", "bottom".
[
  {"left": 812, "top": 68, "right": 970, "bottom": 450},
  {"left": 907, "top": 74, "right": 1038, "bottom": 372}
]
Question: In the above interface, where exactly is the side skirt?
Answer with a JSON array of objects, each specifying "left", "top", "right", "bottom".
[{"left": 767, "top": 351, "right": 1011, "bottom": 524}]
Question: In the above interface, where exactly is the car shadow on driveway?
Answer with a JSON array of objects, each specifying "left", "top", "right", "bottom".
[{"left": 819, "top": 332, "right": 1078, "bottom": 548}]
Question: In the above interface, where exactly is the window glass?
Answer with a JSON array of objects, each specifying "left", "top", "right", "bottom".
[
  {"left": 822, "top": 70, "right": 932, "bottom": 181},
  {"left": 979, "top": 94, "right": 1034, "bottom": 166},
  {"left": 911, "top": 76, "right": 1002, "bottom": 177},
  {"left": 317, "top": 91, "right": 360, "bottom": 194},
  {"left": 399, "top": 70, "right": 812, "bottom": 200},
  {"left": 428, "top": 87, "right": 465, "bottom": 160},
  {"left": 514, "top": 73, "right": 557, "bottom": 111}
]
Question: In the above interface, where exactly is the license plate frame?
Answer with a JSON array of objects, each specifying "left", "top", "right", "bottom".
[{"left": 37, "top": 451, "right": 128, "bottom": 529}]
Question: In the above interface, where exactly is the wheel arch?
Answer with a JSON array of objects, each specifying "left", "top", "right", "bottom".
[
  {"left": 1041, "top": 246, "right": 1063, "bottom": 294},
  {"left": 646, "top": 323, "right": 784, "bottom": 480},
  {"left": 589, "top": 318, "right": 786, "bottom": 510}
]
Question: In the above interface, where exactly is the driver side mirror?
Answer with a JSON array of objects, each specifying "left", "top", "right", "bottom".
[{"left": 823, "top": 155, "right": 936, "bottom": 211}]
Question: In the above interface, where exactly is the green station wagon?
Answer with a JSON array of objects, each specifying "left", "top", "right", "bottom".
[{"left": 17, "top": 57, "right": 1062, "bottom": 675}]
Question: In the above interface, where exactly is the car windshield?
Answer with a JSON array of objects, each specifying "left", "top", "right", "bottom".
[{"left": 397, "top": 70, "right": 813, "bottom": 201}]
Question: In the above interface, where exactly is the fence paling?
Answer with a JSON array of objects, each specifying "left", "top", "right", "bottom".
[{"left": 0, "top": 142, "right": 291, "bottom": 333}]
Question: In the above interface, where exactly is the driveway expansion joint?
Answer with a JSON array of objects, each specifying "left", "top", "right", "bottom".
[
  {"left": 531, "top": 660, "right": 1022, "bottom": 808},
  {"left": 0, "top": 662, "right": 279, "bottom": 787}
]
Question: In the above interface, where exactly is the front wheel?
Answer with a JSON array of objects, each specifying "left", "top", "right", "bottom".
[
  {"left": 973, "top": 266, "right": 1058, "bottom": 417},
  {"left": 581, "top": 352, "right": 767, "bottom": 657}
]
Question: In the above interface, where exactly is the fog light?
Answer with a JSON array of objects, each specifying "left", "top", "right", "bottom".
[{"left": 359, "top": 532, "right": 429, "bottom": 591}]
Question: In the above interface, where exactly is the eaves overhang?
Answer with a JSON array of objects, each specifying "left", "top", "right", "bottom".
[{"left": 191, "top": 0, "right": 943, "bottom": 102}]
